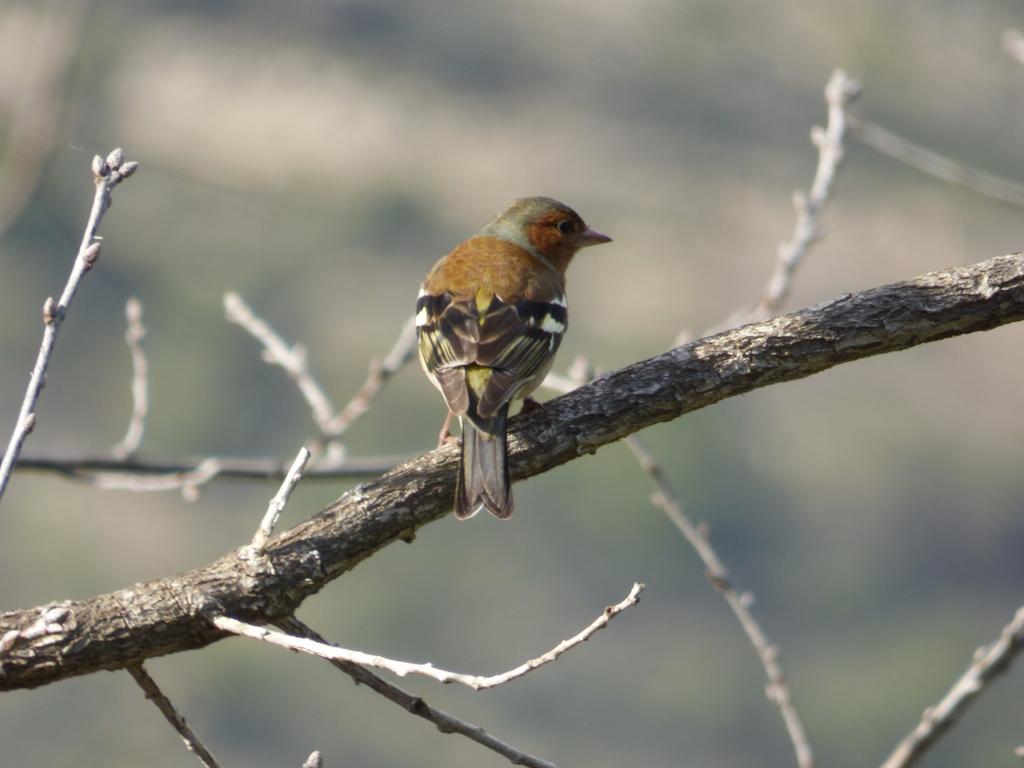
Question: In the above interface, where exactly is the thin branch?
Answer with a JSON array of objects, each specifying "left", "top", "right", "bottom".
[
  {"left": 225, "top": 294, "right": 417, "bottom": 465},
  {"left": 2, "top": 253, "right": 1023, "bottom": 692},
  {"left": 880, "top": 605, "right": 1024, "bottom": 768},
  {"left": 127, "top": 663, "right": 220, "bottom": 768},
  {"left": 696, "top": 69, "right": 860, "bottom": 342},
  {"left": 1003, "top": 29, "right": 1024, "bottom": 67},
  {"left": 545, "top": 365, "right": 813, "bottom": 768},
  {"left": 323, "top": 316, "right": 418, "bottom": 437},
  {"left": 761, "top": 69, "right": 861, "bottom": 317},
  {"left": 279, "top": 616, "right": 558, "bottom": 768},
  {"left": 670, "top": 74, "right": 860, "bottom": 762},
  {"left": 14, "top": 311, "right": 415, "bottom": 493},
  {"left": 112, "top": 298, "right": 149, "bottom": 459},
  {"left": 849, "top": 117, "right": 1024, "bottom": 210},
  {"left": 80, "top": 457, "right": 222, "bottom": 499},
  {"left": 213, "top": 583, "right": 642, "bottom": 690},
  {"left": 564, "top": 68, "right": 849, "bottom": 748},
  {"left": 251, "top": 446, "right": 310, "bottom": 550},
  {"left": 224, "top": 292, "right": 343, "bottom": 447},
  {"left": 0, "top": 149, "right": 138, "bottom": 506},
  {"left": 14, "top": 451, "right": 401, "bottom": 482},
  {"left": 626, "top": 437, "right": 813, "bottom": 768}
]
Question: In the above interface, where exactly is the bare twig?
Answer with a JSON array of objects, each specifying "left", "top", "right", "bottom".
[
  {"left": 111, "top": 298, "right": 149, "bottom": 459},
  {"left": 324, "top": 316, "right": 418, "bottom": 437},
  {"left": 224, "top": 292, "right": 342, "bottom": 444},
  {"left": 15, "top": 451, "right": 400, "bottom": 483},
  {"left": 214, "top": 583, "right": 642, "bottom": 690},
  {"left": 545, "top": 365, "right": 814, "bottom": 768},
  {"left": 12, "top": 304, "right": 414, "bottom": 493},
  {"left": 694, "top": 69, "right": 860, "bottom": 342},
  {"left": 880, "top": 605, "right": 1024, "bottom": 768},
  {"left": 127, "top": 663, "right": 220, "bottom": 768},
  {"left": 0, "top": 148, "right": 138, "bottom": 506},
  {"left": 13, "top": 304, "right": 413, "bottom": 495},
  {"left": 626, "top": 437, "right": 814, "bottom": 768},
  {"left": 225, "top": 294, "right": 417, "bottom": 464},
  {"left": 762, "top": 69, "right": 861, "bottom": 316},
  {"left": 84, "top": 457, "right": 223, "bottom": 500},
  {"left": 850, "top": 117, "right": 1024, "bottom": 210},
  {"left": 13, "top": 312, "right": 416, "bottom": 492},
  {"left": 279, "top": 616, "right": 559, "bottom": 768},
  {"left": 1003, "top": 29, "right": 1024, "bottom": 67},
  {"left": 251, "top": 446, "right": 310, "bottom": 550},
  {"left": 658, "top": 70, "right": 864, "bottom": 763}
]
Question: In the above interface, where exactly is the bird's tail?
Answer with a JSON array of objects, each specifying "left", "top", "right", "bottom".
[{"left": 455, "top": 405, "right": 512, "bottom": 519}]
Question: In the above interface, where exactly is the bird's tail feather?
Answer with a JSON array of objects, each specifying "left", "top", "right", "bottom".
[{"left": 455, "top": 407, "right": 511, "bottom": 519}]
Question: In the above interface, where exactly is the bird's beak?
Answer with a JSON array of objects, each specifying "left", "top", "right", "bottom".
[{"left": 577, "top": 228, "right": 612, "bottom": 248}]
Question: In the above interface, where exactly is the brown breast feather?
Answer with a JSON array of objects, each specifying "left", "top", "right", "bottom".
[{"left": 424, "top": 237, "right": 564, "bottom": 302}]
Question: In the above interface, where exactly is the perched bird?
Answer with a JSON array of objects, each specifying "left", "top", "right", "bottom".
[{"left": 416, "top": 197, "right": 611, "bottom": 519}]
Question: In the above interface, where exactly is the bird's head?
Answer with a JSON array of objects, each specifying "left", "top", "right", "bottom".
[{"left": 480, "top": 196, "right": 612, "bottom": 273}]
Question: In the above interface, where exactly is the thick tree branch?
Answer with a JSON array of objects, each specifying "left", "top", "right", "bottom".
[{"left": 1, "top": 254, "right": 1023, "bottom": 692}]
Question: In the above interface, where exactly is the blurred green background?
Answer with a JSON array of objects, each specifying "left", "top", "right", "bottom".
[{"left": 1, "top": 1, "right": 1023, "bottom": 766}]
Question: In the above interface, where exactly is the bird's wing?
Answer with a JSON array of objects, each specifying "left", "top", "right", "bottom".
[
  {"left": 417, "top": 290, "right": 567, "bottom": 425},
  {"left": 416, "top": 292, "right": 473, "bottom": 415}
]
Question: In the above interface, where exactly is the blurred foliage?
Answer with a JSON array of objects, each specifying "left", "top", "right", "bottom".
[{"left": 1, "top": 1, "right": 1022, "bottom": 766}]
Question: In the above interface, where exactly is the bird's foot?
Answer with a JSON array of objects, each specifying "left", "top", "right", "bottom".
[
  {"left": 520, "top": 396, "right": 545, "bottom": 415},
  {"left": 436, "top": 431, "right": 462, "bottom": 449},
  {"left": 436, "top": 410, "right": 461, "bottom": 449}
]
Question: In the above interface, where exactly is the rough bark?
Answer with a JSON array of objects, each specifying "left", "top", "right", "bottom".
[{"left": 2, "top": 253, "right": 1022, "bottom": 693}]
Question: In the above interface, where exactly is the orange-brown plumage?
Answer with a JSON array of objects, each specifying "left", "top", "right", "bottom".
[
  {"left": 524, "top": 209, "right": 589, "bottom": 273},
  {"left": 423, "top": 236, "right": 565, "bottom": 303},
  {"left": 416, "top": 196, "right": 611, "bottom": 519}
]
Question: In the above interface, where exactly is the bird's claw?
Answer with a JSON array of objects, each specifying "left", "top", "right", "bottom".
[
  {"left": 520, "top": 396, "right": 545, "bottom": 415},
  {"left": 437, "top": 432, "right": 462, "bottom": 449}
]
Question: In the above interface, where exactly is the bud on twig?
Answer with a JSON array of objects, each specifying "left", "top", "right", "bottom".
[
  {"left": 106, "top": 148, "right": 125, "bottom": 171},
  {"left": 91, "top": 155, "right": 109, "bottom": 179},
  {"left": 83, "top": 242, "right": 101, "bottom": 271},
  {"left": 42, "top": 297, "right": 57, "bottom": 325},
  {"left": 118, "top": 161, "right": 139, "bottom": 179}
]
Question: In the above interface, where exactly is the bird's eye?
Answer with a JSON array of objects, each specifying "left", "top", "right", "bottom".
[{"left": 556, "top": 219, "right": 575, "bottom": 235}]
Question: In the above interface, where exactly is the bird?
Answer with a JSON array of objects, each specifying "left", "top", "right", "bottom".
[{"left": 416, "top": 196, "right": 611, "bottom": 519}]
